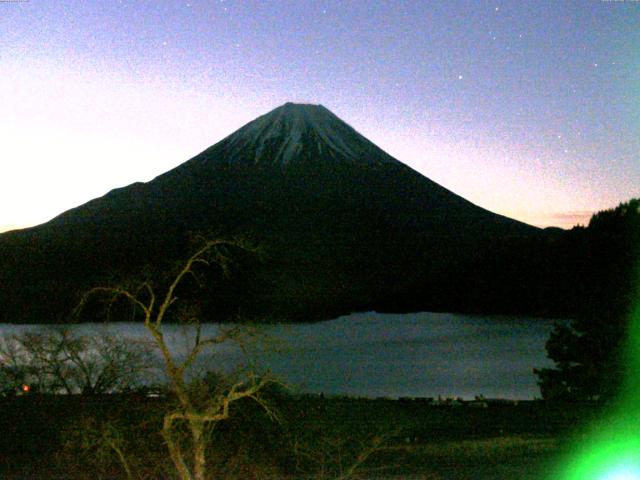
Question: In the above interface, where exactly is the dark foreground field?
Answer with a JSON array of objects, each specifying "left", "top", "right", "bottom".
[{"left": 0, "top": 394, "right": 601, "bottom": 479}]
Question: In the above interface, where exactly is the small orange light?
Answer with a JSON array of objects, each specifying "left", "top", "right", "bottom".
[{"left": 22, "top": 384, "right": 30, "bottom": 392}]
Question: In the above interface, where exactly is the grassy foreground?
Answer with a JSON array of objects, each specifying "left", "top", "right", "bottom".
[{"left": 0, "top": 394, "right": 601, "bottom": 479}]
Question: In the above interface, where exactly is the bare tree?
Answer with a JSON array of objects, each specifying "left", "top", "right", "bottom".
[
  {"left": 0, "top": 328, "right": 155, "bottom": 395},
  {"left": 78, "top": 240, "right": 276, "bottom": 480},
  {"left": 291, "top": 423, "right": 395, "bottom": 480}
]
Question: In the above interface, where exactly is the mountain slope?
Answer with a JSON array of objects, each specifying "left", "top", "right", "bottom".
[{"left": 0, "top": 103, "right": 547, "bottom": 323}]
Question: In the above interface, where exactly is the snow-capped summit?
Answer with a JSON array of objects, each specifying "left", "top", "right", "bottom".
[{"left": 193, "top": 102, "right": 397, "bottom": 167}]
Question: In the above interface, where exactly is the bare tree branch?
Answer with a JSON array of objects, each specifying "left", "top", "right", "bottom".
[{"left": 71, "top": 238, "right": 271, "bottom": 480}]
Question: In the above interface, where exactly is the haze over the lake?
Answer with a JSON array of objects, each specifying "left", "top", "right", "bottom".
[
  {"left": 0, "top": 312, "right": 561, "bottom": 399},
  {"left": 1, "top": 0, "right": 638, "bottom": 232}
]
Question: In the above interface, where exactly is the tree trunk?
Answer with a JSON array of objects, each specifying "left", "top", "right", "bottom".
[
  {"left": 192, "top": 420, "right": 207, "bottom": 480},
  {"left": 163, "top": 417, "right": 193, "bottom": 480}
]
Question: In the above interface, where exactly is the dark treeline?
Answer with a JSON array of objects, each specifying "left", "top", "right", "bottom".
[
  {"left": 410, "top": 197, "right": 639, "bottom": 320},
  {"left": 0, "top": 196, "right": 637, "bottom": 324}
]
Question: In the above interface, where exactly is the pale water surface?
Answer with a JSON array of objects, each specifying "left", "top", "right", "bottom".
[{"left": 0, "top": 311, "right": 561, "bottom": 399}]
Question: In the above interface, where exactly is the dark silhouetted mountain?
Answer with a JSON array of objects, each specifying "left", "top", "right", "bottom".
[{"left": 1, "top": 103, "right": 563, "bottom": 323}]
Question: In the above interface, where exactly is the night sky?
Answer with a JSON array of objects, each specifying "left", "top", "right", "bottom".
[{"left": 1, "top": 0, "right": 638, "bottom": 232}]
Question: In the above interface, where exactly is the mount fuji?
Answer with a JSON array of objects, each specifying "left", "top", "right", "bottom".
[{"left": 0, "top": 103, "right": 548, "bottom": 323}]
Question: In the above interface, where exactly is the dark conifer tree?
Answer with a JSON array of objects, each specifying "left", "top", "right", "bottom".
[{"left": 535, "top": 199, "right": 640, "bottom": 400}]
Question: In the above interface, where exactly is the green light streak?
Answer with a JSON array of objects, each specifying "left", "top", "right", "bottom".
[{"left": 551, "top": 259, "right": 640, "bottom": 479}]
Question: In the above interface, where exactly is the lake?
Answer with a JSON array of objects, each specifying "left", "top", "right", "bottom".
[{"left": 0, "top": 311, "right": 561, "bottom": 399}]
